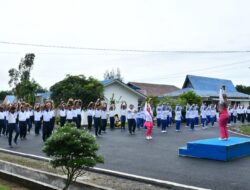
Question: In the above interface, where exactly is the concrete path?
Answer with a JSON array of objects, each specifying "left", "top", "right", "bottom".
[{"left": 0, "top": 123, "right": 250, "bottom": 190}]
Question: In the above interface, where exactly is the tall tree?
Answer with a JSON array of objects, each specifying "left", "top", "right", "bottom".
[
  {"left": 0, "top": 90, "right": 13, "bottom": 100},
  {"left": 50, "top": 75, "right": 104, "bottom": 107},
  {"left": 236, "top": 85, "right": 250, "bottom": 95},
  {"left": 179, "top": 91, "right": 202, "bottom": 106},
  {"left": 103, "top": 68, "right": 123, "bottom": 81},
  {"left": 8, "top": 53, "right": 40, "bottom": 104}
]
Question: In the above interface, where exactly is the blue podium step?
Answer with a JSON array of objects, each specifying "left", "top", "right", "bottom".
[{"left": 179, "top": 137, "right": 250, "bottom": 161}]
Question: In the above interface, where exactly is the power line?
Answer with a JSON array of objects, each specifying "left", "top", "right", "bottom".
[
  {"left": 1, "top": 41, "right": 250, "bottom": 54},
  {"left": 132, "top": 59, "right": 250, "bottom": 81}
]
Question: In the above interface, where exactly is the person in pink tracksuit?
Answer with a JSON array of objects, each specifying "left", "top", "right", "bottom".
[
  {"left": 218, "top": 103, "right": 229, "bottom": 140},
  {"left": 144, "top": 99, "right": 154, "bottom": 140}
]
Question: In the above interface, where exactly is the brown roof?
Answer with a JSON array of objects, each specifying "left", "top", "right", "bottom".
[{"left": 128, "top": 82, "right": 180, "bottom": 97}]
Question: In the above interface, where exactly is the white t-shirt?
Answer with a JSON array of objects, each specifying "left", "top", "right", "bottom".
[
  {"left": 175, "top": 110, "right": 182, "bottom": 121},
  {"left": 156, "top": 106, "right": 162, "bottom": 119},
  {"left": 76, "top": 108, "right": 81, "bottom": 116},
  {"left": 8, "top": 112, "right": 17, "bottom": 124},
  {"left": 127, "top": 109, "right": 135, "bottom": 119},
  {"left": 94, "top": 109, "right": 101, "bottom": 118},
  {"left": 87, "top": 109, "right": 93, "bottom": 116},
  {"left": 109, "top": 110, "right": 115, "bottom": 117},
  {"left": 18, "top": 111, "right": 27, "bottom": 121},
  {"left": 120, "top": 109, "right": 127, "bottom": 116},
  {"left": 210, "top": 109, "right": 216, "bottom": 117},
  {"left": 161, "top": 110, "right": 169, "bottom": 120},
  {"left": 4, "top": 111, "right": 8, "bottom": 120},
  {"left": 25, "top": 111, "right": 30, "bottom": 119},
  {"left": 59, "top": 110, "right": 66, "bottom": 117},
  {"left": 0, "top": 112, "right": 5, "bottom": 120},
  {"left": 30, "top": 110, "right": 34, "bottom": 116},
  {"left": 144, "top": 110, "right": 153, "bottom": 122},
  {"left": 201, "top": 110, "right": 207, "bottom": 119},
  {"left": 34, "top": 111, "right": 42, "bottom": 121},
  {"left": 43, "top": 110, "right": 52, "bottom": 122},
  {"left": 101, "top": 111, "right": 107, "bottom": 119},
  {"left": 66, "top": 110, "right": 73, "bottom": 120}
]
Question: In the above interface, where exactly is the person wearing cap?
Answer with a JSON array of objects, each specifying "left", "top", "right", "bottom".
[{"left": 8, "top": 105, "right": 19, "bottom": 147}]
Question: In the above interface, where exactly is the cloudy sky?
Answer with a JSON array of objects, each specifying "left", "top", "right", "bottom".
[{"left": 1, "top": 0, "right": 250, "bottom": 90}]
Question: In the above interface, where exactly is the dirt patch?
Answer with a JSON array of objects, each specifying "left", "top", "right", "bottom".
[
  {"left": 0, "top": 178, "right": 30, "bottom": 190},
  {"left": 0, "top": 153, "right": 169, "bottom": 190}
]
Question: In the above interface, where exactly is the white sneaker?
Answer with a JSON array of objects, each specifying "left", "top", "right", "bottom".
[
  {"left": 161, "top": 130, "right": 165, "bottom": 133},
  {"left": 149, "top": 136, "right": 153, "bottom": 139},
  {"left": 219, "top": 138, "right": 227, "bottom": 141},
  {"left": 146, "top": 136, "right": 150, "bottom": 140}
]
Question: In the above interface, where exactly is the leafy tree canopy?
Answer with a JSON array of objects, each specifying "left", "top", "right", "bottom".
[
  {"left": 50, "top": 75, "right": 104, "bottom": 107},
  {"left": 8, "top": 53, "right": 40, "bottom": 104},
  {"left": 0, "top": 90, "right": 13, "bottom": 101},
  {"left": 236, "top": 85, "right": 250, "bottom": 95},
  {"left": 43, "top": 123, "right": 104, "bottom": 190},
  {"left": 179, "top": 91, "right": 202, "bottom": 106}
]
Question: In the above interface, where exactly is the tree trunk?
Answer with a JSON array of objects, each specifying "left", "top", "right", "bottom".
[{"left": 63, "top": 174, "right": 74, "bottom": 190}]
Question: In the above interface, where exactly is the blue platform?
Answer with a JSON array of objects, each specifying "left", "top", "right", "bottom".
[{"left": 179, "top": 137, "right": 250, "bottom": 161}]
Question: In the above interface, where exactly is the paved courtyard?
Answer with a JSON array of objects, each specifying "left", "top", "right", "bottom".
[{"left": 0, "top": 124, "right": 250, "bottom": 190}]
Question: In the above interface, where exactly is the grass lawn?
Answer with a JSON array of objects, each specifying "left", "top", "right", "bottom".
[
  {"left": 0, "top": 184, "right": 10, "bottom": 190},
  {"left": 239, "top": 125, "right": 250, "bottom": 135}
]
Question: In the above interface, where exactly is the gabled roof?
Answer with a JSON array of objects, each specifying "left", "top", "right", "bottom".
[
  {"left": 162, "top": 88, "right": 250, "bottom": 99},
  {"left": 4, "top": 95, "right": 16, "bottom": 104},
  {"left": 127, "top": 82, "right": 179, "bottom": 96},
  {"left": 100, "top": 79, "right": 147, "bottom": 99},
  {"left": 162, "top": 75, "right": 250, "bottom": 100},
  {"left": 35, "top": 91, "right": 51, "bottom": 99},
  {"left": 183, "top": 75, "right": 236, "bottom": 92},
  {"left": 100, "top": 79, "right": 115, "bottom": 86}
]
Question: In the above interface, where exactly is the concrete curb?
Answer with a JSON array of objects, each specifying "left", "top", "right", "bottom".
[
  {"left": 228, "top": 130, "right": 250, "bottom": 138},
  {"left": 0, "top": 169, "right": 59, "bottom": 190},
  {"left": 0, "top": 149, "right": 210, "bottom": 190},
  {"left": 0, "top": 159, "right": 113, "bottom": 190}
]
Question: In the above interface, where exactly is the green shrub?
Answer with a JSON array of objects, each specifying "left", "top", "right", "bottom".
[{"left": 43, "top": 123, "right": 104, "bottom": 190}]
